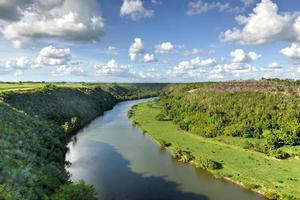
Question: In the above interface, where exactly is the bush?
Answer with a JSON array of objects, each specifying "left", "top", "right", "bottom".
[
  {"left": 155, "top": 113, "right": 166, "bottom": 121},
  {"left": 269, "top": 149, "right": 290, "bottom": 159},
  {"left": 127, "top": 109, "right": 134, "bottom": 118},
  {"left": 155, "top": 112, "right": 170, "bottom": 121},
  {"left": 158, "top": 139, "right": 171, "bottom": 148},
  {"left": 194, "top": 156, "right": 223, "bottom": 170},
  {"left": 49, "top": 181, "right": 98, "bottom": 200},
  {"left": 171, "top": 147, "right": 194, "bottom": 163}
]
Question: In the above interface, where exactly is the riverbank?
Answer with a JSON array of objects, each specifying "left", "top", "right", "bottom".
[
  {"left": 130, "top": 101, "right": 300, "bottom": 200},
  {"left": 0, "top": 83, "right": 166, "bottom": 200}
]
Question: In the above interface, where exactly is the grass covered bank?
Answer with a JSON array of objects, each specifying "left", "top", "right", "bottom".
[
  {"left": 0, "top": 83, "right": 167, "bottom": 200},
  {"left": 130, "top": 101, "right": 300, "bottom": 200}
]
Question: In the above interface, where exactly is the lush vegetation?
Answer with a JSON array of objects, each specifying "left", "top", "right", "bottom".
[
  {"left": 130, "top": 79, "right": 300, "bottom": 200},
  {"left": 161, "top": 79, "right": 300, "bottom": 156},
  {"left": 0, "top": 83, "right": 166, "bottom": 200}
]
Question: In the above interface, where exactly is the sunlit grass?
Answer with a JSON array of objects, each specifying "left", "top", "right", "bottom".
[{"left": 131, "top": 101, "right": 300, "bottom": 199}]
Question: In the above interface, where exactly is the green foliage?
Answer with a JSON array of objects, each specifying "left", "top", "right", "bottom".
[
  {"left": 171, "top": 147, "right": 194, "bottom": 163},
  {"left": 269, "top": 149, "right": 290, "bottom": 160},
  {"left": 49, "top": 181, "right": 97, "bottom": 200},
  {"left": 194, "top": 156, "right": 223, "bottom": 170},
  {"left": 131, "top": 100, "right": 300, "bottom": 200},
  {"left": 157, "top": 139, "right": 171, "bottom": 148},
  {"left": 0, "top": 84, "right": 166, "bottom": 200},
  {"left": 160, "top": 80, "right": 300, "bottom": 148}
]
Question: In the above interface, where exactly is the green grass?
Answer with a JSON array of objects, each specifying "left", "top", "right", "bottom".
[{"left": 131, "top": 101, "right": 300, "bottom": 200}]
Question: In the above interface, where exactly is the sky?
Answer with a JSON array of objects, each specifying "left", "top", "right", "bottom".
[{"left": 0, "top": 0, "right": 300, "bottom": 82}]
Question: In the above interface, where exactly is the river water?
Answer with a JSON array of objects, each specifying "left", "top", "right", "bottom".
[{"left": 66, "top": 98, "right": 265, "bottom": 200}]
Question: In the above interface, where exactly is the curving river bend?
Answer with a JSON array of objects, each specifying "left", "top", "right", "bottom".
[{"left": 66, "top": 98, "right": 265, "bottom": 200}]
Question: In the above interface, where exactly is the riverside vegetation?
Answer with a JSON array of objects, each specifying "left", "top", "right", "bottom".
[
  {"left": 0, "top": 82, "right": 167, "bottom": 200},
  {"left": 130, "top": 79, "right": 300, "bottom": 200}
]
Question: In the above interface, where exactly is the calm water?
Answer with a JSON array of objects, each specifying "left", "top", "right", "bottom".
[{"left": 66, "top": 98, "right": 265, "bottom": 200}]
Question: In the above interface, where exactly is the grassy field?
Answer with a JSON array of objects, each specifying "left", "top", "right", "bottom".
[
  {"left": 131, "top": 101, "right": 300, "bottom": 200},
  {"left": 0, "top": 82, "right": 90, "bottom": 92}
]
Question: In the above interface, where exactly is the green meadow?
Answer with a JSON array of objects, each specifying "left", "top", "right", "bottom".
[{"left": 131, "top": 101, "right": 300, "bottom": 200}]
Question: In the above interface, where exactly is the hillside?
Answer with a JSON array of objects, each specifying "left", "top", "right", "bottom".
[
  {"left": 130, "top": 79, "right": 300, "bottom": 200},
  {"left": 0, "top": 83, "right": 167, "bottom": 200}
]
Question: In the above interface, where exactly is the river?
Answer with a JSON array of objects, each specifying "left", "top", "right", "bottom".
[{"left": 66, "top": 98, "right": 265, "bottom": 200}]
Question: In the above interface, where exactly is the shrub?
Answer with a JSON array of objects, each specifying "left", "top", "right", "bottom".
[
  {"left": 158, "top": 139, "right": 171, "bottom": 148},
  {"left": 269, "top": 149, "right": 290, "bottom": 159},
  {"left": 264, "top": 191, "right": 279, "bottom": 200},
  {"left": 127, "top": 109, "right": 134, "bottom": 118},
  {"left": 171, "top": 147, "right": 194, "bottom": 163},
  {"left": 155, "top": 113, "right": 166, "bottom": 121},
  {"left": 194, "top": 156, "right": 223, "bottom": 170},
  {"left": 49, "top": 181, "right": 98, "bottom": 200}
]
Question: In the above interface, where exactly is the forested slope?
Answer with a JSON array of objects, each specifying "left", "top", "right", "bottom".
[
  {"left": 0, "top": 83, "right": 166, "bottom": 200},
  {"left": 130, "top": 79, "right": 300, "bottom": 199},
  {"left": 160, "top": 80, "right": 300, "bottom": 155}
]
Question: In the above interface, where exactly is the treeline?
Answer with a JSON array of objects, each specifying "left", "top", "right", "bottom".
[
  {"left": 159, "top": 80, "right": 300, "bottom": 155},
  {"left": 0, "top": 84, "right": 166, "bottom": 200}
]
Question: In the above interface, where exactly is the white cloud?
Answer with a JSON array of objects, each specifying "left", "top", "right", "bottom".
[
  {"left": 143, "top": 53, "right": 157, "bottom": 63},
  {"left": 107, "top": 46, "right": 118, "bottom": 54},
  {"left": 182, "top": 48, "right": 203, "bottom": 56},
  {"left": 131, "top": 68, "right": 161, "bottom": 79},
  {"left": 129, "top": 38, "right": 144, "bottom": 61},
  {"left": 120, "top": 0, "right": 153, "bottom": 21},
  {"left": 155, "top": 42, "right": 174, "bottom": 53},
  {"left": 36, "top": 45, "right": 71, "bottom": 66},
  {"left": 167, "top": 57, "right": 216, "bottom": 77},
  {"left": 95, "top": 59, "right": 129, "bottom": 76},
  {"left": 0, "top": 56, "right": 33, "bottom": 75},
  {"left": 151, "top": 0, "right": 162, "bottom": 5},
  {"left": 224, "top": 62, "right": 254, "bottom": 73},
  {"left": 187, "top": 0, "right": 230, "bottom": 16},
  {"left": 4, "top": 57, "right": 33, "bottom": 70},
  {"left": 230, "top": 49, "right": 261, "bottom": 63},
  {"left": 0, "top": 0, "right": 105, "bottom": 48},
  {"left": 220, "top": 0, "right": 298, "bottom": 45},
  {"left": 268, "top": 62, "right": 282, "bottom": 69},
  {"left": 53, "top": 65, "right": 87, "bottom": 76},
  {"left": 280, "top": 43, "right": 300, "bottom": 60},
  {"left": 190, "top": 57, "right": 217, "bottom": 66},
  {"left": 241, "top": 0, "right": 255, "bottom": 7}
]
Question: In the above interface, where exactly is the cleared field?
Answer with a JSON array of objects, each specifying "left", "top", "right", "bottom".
[{"left": 131, "top": 101, "right": 300, "bottom": 200}]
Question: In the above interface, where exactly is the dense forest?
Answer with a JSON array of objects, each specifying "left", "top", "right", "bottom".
[
  {"left": 0, "top": 83, "right": 166, "bottom": 200},
  {"left": 159, "top": 79, "right": 300, "bottom": 158}
]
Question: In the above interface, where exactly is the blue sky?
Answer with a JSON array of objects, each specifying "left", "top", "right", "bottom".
[{"left": 0, "top": 0, "right": 300, "bottom": 82}]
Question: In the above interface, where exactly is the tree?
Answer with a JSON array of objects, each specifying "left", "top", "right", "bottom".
[{"left": 49, "top": 181, "right": 98, "bottom": 200}]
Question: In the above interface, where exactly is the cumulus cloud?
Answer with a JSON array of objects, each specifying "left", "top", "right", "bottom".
[
  {"left": 131, "top": 68, "right": 161, "bottom": 79},
  {"left": 143, "top": 53, "right": 157, "bottom": 63},
  {"left": 4, "top": 57, "right": 33, "bottom": 70},
  {"left": 230, "top": 49, "right": 261, "bottom": 63},
  {"left": 220, "top": 0, "right": 299, "bottom": 45},
  {"left": 167, "top": 57, "right": 216, "bottom": 77},
  {"left": 129, "top": 38, "right": 144, "bottom": 61},
  {"left": 53, "top": 65, "right": 87, "bottom": 76},
  {"left": 186, "top": 0, "right": 230, "bottom": 16},
  {"left": 0, "top": 56, "right": 34, "bottom": 75},
  {"left": 155, "top": 42, "right": 174, "bottom": 53},
  {"left": 268, "top": 62, "right": 282, "bottom": 69},
  {"left": 280, "top": 43, "right": 300, "bottom": 60},
  {"left": 0, "top": 0, "right": 105, "bottom": 48},
  {"left": 36, "top": 45, "right": 71, "bottom": 66},
  {"left": 120, "top": 0, "right": 153, "bottom": 21},
  {"left": 95, "top": 59, "right": 130, "bottom": 76}
]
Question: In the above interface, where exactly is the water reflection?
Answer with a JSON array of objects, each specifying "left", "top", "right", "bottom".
[{"left": 66, "top": 99, "right": 265, "bottom": 200}]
